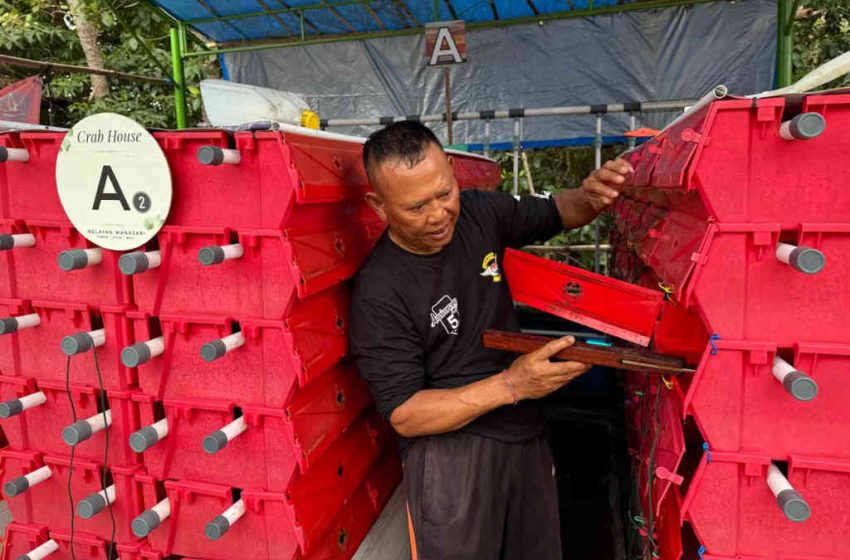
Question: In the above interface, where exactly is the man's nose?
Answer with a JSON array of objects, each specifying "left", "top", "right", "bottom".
[{"left": 427, "top": 203, "right": 448, "bottom": 224}]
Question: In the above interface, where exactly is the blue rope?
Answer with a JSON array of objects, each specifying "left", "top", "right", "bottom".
[
  {"left": 709, "top": 333, "right": 721, "bottom": 355},
  {"left": 698, "top": 545, "right": 706, "bottom": 559},
  {"left": 702, "top": 442, "right": 712, "bottom": 464}
]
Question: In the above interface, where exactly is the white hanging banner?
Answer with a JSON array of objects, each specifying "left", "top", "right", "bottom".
[{"left": 55, "top": 113, "right": 171, "bottom": 251}]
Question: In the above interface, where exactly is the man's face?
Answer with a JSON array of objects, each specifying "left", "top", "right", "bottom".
[{"left": 366, "top": 143, "right": 461, "bottom": 255}]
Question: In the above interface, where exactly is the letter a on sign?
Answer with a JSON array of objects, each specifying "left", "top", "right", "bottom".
[{"left": 425, "top": 21, "right": 467, "bottom": 66}]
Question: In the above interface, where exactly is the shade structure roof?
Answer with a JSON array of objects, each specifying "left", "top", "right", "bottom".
[{"left": 150, "top": 0, "right": 712, "bottom": 47}]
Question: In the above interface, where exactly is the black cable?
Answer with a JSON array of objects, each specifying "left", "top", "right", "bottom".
[
  {"left": 92, "top": 347, "right": 116, "bottom": 560},
  {"left": 65, "top": 355, "right": 77, "bottom": 560}
]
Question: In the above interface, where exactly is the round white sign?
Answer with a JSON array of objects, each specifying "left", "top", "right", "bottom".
[{"left": 55, "top": 113, "right": 171, "bottom": 251}]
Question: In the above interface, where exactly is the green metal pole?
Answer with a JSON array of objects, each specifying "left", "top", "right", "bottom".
[
  {"left": 170, "top": 26, "right": 188, "bottom": 129},
  {"left": 776, "top": 0, "right": 794, "bottom": 87}
]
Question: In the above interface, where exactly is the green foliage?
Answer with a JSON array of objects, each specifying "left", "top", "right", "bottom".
[
  {"left": 495, "top": 145, "right": 627, "bottom": 271},
  {"left": 0, "top": 0, "right": 219, "bottom": 128},
  {"left": 794, "top": 0, "right": 850, "bottom": 86}
]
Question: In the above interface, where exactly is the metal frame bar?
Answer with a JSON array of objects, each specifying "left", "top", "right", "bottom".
[
  {"left": 776, "top": 0, "right": 794, "bottom": 87},
  {"left": 362, "top": 3, "right": 387, "bottom": 30},
  {"left": 254, "top": 0, "right": 298, "bottom": 38}
]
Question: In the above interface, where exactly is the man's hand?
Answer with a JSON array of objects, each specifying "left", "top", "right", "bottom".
[
  {"left": 580, "top": 158, "right": 634, "bottom": 213},
  {"left": 506, "top": 335, "right": 591, "bottom": 400}
]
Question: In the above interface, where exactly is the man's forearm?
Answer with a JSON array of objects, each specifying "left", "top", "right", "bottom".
[
  {"left": 553, "top": 188, "right": 600, "bottom": 230},
  {"left": 389, "top": 373, "right": 514, "bottom": 437}
]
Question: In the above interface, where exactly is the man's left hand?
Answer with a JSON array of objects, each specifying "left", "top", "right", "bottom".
[{"left": 581, "top": 158, "right": 633, "bottom": 213}]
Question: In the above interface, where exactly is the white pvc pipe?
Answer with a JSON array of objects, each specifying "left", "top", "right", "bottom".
[
  {"left": 150, "top": 418, "right": 169, "bottom": 439},
  {"left": 88, "top": 329, "right": 106, "bottom": 348},
  {"left": 220, "top": 244, "right": 243, "bottom": 260},
  {"left": 141, "top": 336, "right": 165, "bottom": 358},
  {"left": 144, "top": 250, "right": 162, "bottom": 269},
  {"left": 2, "top": 147, "right": 30, "bottom": 162},
  {"left": 19, "top": 391, "right": 47, "bottom": 410},
  {"left": 220, "top": 416, "right": 247, "bottom": 442},
  {"left": 8, "top": 234, "right": 35, "bottom": 248},
  {"left": 772, "top": 357, "right": 797, "bottom": 383},
  {"left": 767, "top": 463, "right": 793, "bottom": 496},
  {"left": 151, "top": 498, "right": 171, "bottom": 521},
  {"left": 20, "top": 539, "right": 59, "bottom": 560},
  {"left": 220, "top": 499, "right": 246, "bottom": 525},
  {"left": 24, "top": 465, "right": 53, "bottom": 487},
  {"left": 222, "top": 332, "right": 245, "bottom": 353},
  {"left": 82, "top": 248, "right": 103, "bottom": 266},
  {"left": 219, "top": 149, "right": 241, "bottom": 164},
  {"left": 15, "top": 314, "right": 40, "bottom": 330},
  {"left": 93, "top": 484, "right": 116, "bottom": 505},
  {"left": 82, "top": 410, "right": 112, "bottom": 433}
]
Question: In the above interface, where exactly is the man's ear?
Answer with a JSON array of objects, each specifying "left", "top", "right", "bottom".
[{"left": 364, "top": 191, "right": 388, "bottom": 222}]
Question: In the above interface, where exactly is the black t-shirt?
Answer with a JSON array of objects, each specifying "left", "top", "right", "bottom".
[{"left": 349, "top": 189, "right": 563, "bottom": 456}]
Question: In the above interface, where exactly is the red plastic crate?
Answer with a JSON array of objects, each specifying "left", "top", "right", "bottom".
[
  {"left": 503, "top": 248, "right": 664, "bottom": 346},
  {"left": 685, "top": 224, "right": 850, "bottom": 346},
  {"left": 0, "top": 523, "right": 115, "bottom": 560},
  {"left": 684, "top": 339, "right": 850, "bottom": 460},
  {"left": 0, "top": 219, "right": 132, "bottom": 306},
  {"left": 137, "top": 366, "right": 372, "bottom": 489},
  {"left": 635, "top": 376, "right": 686, "bottom": 519},
  {"left": 0, "top": 132, "right": 67, "bottom": 222},
  {"left": 682, "top": 451, "right": 850, "bottom": 558},
  {"left": 0, "top": 376, "right": 145, "bottom": 466},
  {"left": 130, "top": 288, "right": 349, "bottom": 406},
  {"left": 0, "top": 299, "right": 136, "bottom": 390},
  {"left": 621, "top": 95, "right": 850, "bottom": 226},
  {"left": 140, "top": 414, "right": 386, "bottom": 559},
  {"left": 129, "top": 224, "right": 366, "bottom": 319},
  {"left": 1, "top": 523, "right": 112, "bottom": 560},
  {"left": 0, "top": 451, "right": 143, "bottom": 543}
]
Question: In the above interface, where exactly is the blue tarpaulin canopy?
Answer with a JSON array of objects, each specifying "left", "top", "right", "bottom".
[{"left": 150, "top": 0, "right": 700, "bottom": 46}]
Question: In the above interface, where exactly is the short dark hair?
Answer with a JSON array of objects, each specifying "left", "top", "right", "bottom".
[{"left": 363, "top": 121, "right": 443, "bottom": 190}]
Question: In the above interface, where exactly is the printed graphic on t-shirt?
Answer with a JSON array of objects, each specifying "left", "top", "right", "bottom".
[
  {"left": 430, "top": 294, "right": 460, "bottom": 335},
  {"left": 480, "top": 251, "right": 501, "bottom": 282}
]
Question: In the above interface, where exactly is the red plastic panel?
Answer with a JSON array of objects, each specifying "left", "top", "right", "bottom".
[
  {"left": 0, "top": 378, "right": 144, "bottom": 466},
  {"left": 0, "top": 523, "right": 51, "bottom": 560},
  {"left": 138, "top": 367, "right": 372, "bottom": 490},
  {"left": 0, "top": 132, "right": 67, "bottom": 222},
  {"left": 0, "top": 220, "right": 18, "bottom": 298},
  {"left": 0, "top": 220, "right": 131, "bottom": 306},
  {"left": 636, "top": 377, "right": 686, "bottom": 518},
  {"left": 503, "top": 248, "right": 664, "bottom": 345},
  {"left": 0, "top": 451, "right": 139, "bottom": 543},
  {"left": 695, "top": 96, "right": 850, "bottom": 225},
  {"left": 133, "top": 289, "right": 349, "bottom": 406},
  {"left": 140, "top": 414, "right": 387, "bottom": 559},
  {"left": 0, "top": 300, "right": 136, "bottom": 390},
  {"left": 130, "top": 225, "right": 364, "bottom": 319},
  {"left": 655, "top": 486, "right": 683, "bottom": 560},
  {"left": 0, "top": 448, "right": 42, "bottom": 524},
  {"left": 682, "top": 451, "right": 850, "bottom": 557},
  {"left": 49, "top": 528, "right": 112, "bottom": 560},
  {"left": 685, "top": 339, "right": 850, "bottom": 459},
  {"left": 285, "top": 412, "right": 389, "bottom": 553},
  {"left": 688, "top": 225, "right": 850, "bottom": 345}
]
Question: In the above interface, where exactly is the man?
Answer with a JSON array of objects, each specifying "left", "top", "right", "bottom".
[{"left": 349, "top": 121, "right": 632, "bottom": 559}]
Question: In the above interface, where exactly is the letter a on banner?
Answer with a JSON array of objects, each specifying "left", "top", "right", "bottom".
[{"left": 425, "top": 21, "right": 468, "bottom": 66}]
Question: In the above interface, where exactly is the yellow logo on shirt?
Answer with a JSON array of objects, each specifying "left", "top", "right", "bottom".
[{"left": 481, "top": 252, "right": 501, "bottom": 282}]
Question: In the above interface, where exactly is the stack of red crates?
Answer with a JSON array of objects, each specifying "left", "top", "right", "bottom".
[
  {"left": 0, "top": 126, "right": 501, "bottom": 559},
  {"left": 612, "top": 92, "right": 850, "bottom": 559}
]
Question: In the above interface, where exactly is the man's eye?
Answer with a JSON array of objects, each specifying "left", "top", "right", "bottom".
[
  {"left": 410, "top": 205, "right": 424, "bottom": 213},
  {"left": 439, "top": 191, "right": 451, "bottom": 199}
]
